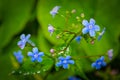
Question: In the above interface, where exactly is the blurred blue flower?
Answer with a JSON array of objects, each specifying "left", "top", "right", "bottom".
[
  {"left": 14, "top": 50, "right": 24, "bottom": 63},
  {"left": 91, "top": 56, "right": 106, "bottom": 70},
  {"left": 98, "top": 27, "right": 106, "bottom": 41},
  {"left": 82, "top": 18, "right": 100, "bottom": 37},
  {"left": 48, "top": 24, "right": 54, "bottom": 36},
  {"left": 107, "top": 49, "right": 113, "bottom": 60},
  {"left": 28, "top": 47, "right": 44, "bottom": 62},
  {"left": 75, "top": 36, "right": 82, "bottom": 43},
  {"left": 50, "top": 6, "right": 60, "bottom": 17},
  {"left": 17, "top": 34, "right": 31, "bottom": 49},
  {"left": 68, "top": 76, "right": 81, "bottom": 80},
  {"left": 56, "top": 56, "right": 74, "bottom": 69}
]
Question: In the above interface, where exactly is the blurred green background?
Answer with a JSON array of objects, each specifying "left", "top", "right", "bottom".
[{"left": 0, "top": 0, "right": 120, "bottom": 80}]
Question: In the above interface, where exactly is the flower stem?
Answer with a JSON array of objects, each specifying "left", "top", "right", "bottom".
[{"left": 73, "top": 54, "right": 107, "bottom": 59}]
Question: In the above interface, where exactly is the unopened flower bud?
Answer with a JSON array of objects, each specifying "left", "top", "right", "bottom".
[
  {"left": 50, "top": 49, "right": 54, "bottom": 53},
  {"left": 71, "top": 9, "right": 76, "bottom": 13},
  {"left": 80, "top": 13, "right": 85, "bottom": 18},
  {"left": 90, "top": 40, "right": 94, "bottom": 44}
]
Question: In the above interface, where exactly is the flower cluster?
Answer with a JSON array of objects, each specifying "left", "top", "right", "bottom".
[
  {"left": 14, "top": 34, "right": 44, "bottom": 63},
  {"left": 91, "top": 56, "right": 106, "bottom": 70},
  {"left": 48, "top": 6, "right": 110, "bottom": 70},
  {"left": 12, "top": 6, "right": 113, "bottom": 80}
]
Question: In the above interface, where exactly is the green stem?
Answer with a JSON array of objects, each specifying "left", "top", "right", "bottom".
[
  {"left": 63, "top": 30, "right": 76, "bottom": 35},
  {"left": 73, "top": 54, "right": 107, "bottom": 59},
  {"left": 44, "top": 54, "right": 55, "bottom": 61},
  {"left": 57, "top": 29, "right": 81, "bottom": 54},
  {"left": 64, "top": 34, "right": 76, "bottom": 51}
]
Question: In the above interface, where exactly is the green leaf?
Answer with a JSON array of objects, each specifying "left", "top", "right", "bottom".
[
  {"left": 0, "top": 0, "right": 35, "bottom": 50},
  {"left": 41, "top": 56, "right": 54, "bottom": 71}
]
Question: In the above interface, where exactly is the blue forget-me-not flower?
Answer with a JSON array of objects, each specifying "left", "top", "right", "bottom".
[
  {"left": 98, "top": 27, "right": 106, "bottom": 41},
  {"left": 91, "top": 56, "right": 106, "bottom": 70},
  {"left": 14, "top": 50, "right": 24, "bottom": 63},
  {"left": 50, "top": 6, "right": 60, "bottom": 17},
  {"left": 75, "top": 36, "right": 82, "bottom": 43},
  {"left": 48, "top": 24, "right": 54, "bottom": 36},
  {"left": 82, "top": 18, "right": 100, "bottom": 37},
  {"left": 68, "top": 76, "right": 81, "bottom": 80},
  {"left": 107, "top": 49, "right": 113, "bottom": 60},
  {"left": 17, "top": 34, "right": 31, "bottom": 49},
  {"left": 56, "top": 56, "right": 74, "bottom": 69},
  {"left": 28, "top": 47, "right": 44, "bottom": 62}
]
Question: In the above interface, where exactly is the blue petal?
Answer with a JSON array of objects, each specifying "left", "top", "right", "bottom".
[
  {"left": 14, "top": 51, "right": 23, "bottom": 63},
  {"left": 38, "top": 52, "right": 44, "bottom": 56},
  {"left": 89, "top": 30, "right": 95, "bottom": 37},
  {"left": 58, "top": 56, "right": 64, "bottom": 60},
  {"left": 53, "top": 6, "right": 60, "bottom": 12},
  {"left": 18, "top": 50, "right": 22, "bottom": 54},
  {"left": 96, "top": 59, "right": 100, "bottom": 63},
  {"left": 18, "top": 58, "right": 23, "bottom": 63},
  {"left": 28, "top": 52, "right": 33, "bottom": 57},
  {"left": 50, "top": 6, "right": 60, "bottom": 17},
  {"left": 37, "top": 58, "right": 42, "bottom": 62},
  {"left": 82, "top": 20, "right": 89, "bottom": 27},
  {"left": 94, "top": 25, "right": 100, "bottom": 31},
  {"left": 21, "top": 44, "right": 25, "bottom": 49},
  {"left": 48, "top": 24, "right": 54, "bottom": 33},
  {"left": 98, "top": 27, "right": 106, "bottom": 41},
  {"left": 98, "top": 35, "right": 102, "bottom": 41},
  {"left": 96, "top": 64, "right": 101, "bottom": 70},
  {"left": 101, "top": 27, "right": 106, "bottom": 35},
  {"left": 14, "top": 51, "right": 22, "bottom": 57},
  {"left": 82, "top": 27, "right": 89, "bottom": 34},
  {"left": 101, "top": 62, "right": 106, "bottom": 67},
  {"left": 14, "top": 52, "right": 19, "bottom": 57},
  {"left": 33, "top": 47, "right": 38, "bottom": 53},
  {"left": 13, "top": 52, "right": 17, "bottom": 56},
  {"left": 20, "top": 34, "right": 25, "bottom": 40},
  {"left": 21, "top": 55, "right": 24, "bottom": 59},
  {"left": 26, "top": 34, "right": 31, "bottom": 40},
  {"left": 31, "top": 57, "right": 35, "bottom": 62},
  {"left": 75, "top": 36, "right": 82, "bottom": 42},
  {"left": 108, "top": 49, "right": 113, "bottom": 60},
  {"left": 68, "top": 60, "right": 74, "bottom": 64},
  {"left": 17, "top": 41, "right": 22, "bottom": 45},
  {"left": 63, "top": 64, "right": 69, "bottom": 69},
  {"left": 66, "top": 56, "right": 71, "bottom": 60},
  {"left": 90, "top": 18, "right": 95, "bottom": 25},
  {"left": 100, "top": 56, "right": 104, "bottom": 61},
  {"left": 68, "top": 76, "right": 81, "bottom": 80},
  {"left": 91, "top": 63, "right": 96, "bottom": 68},
  {"left": 56, "top": 61, "right": 62, "bottom": 67},
  {"left": 17, "top": 41, "right": 25, "bottom": 49}
]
